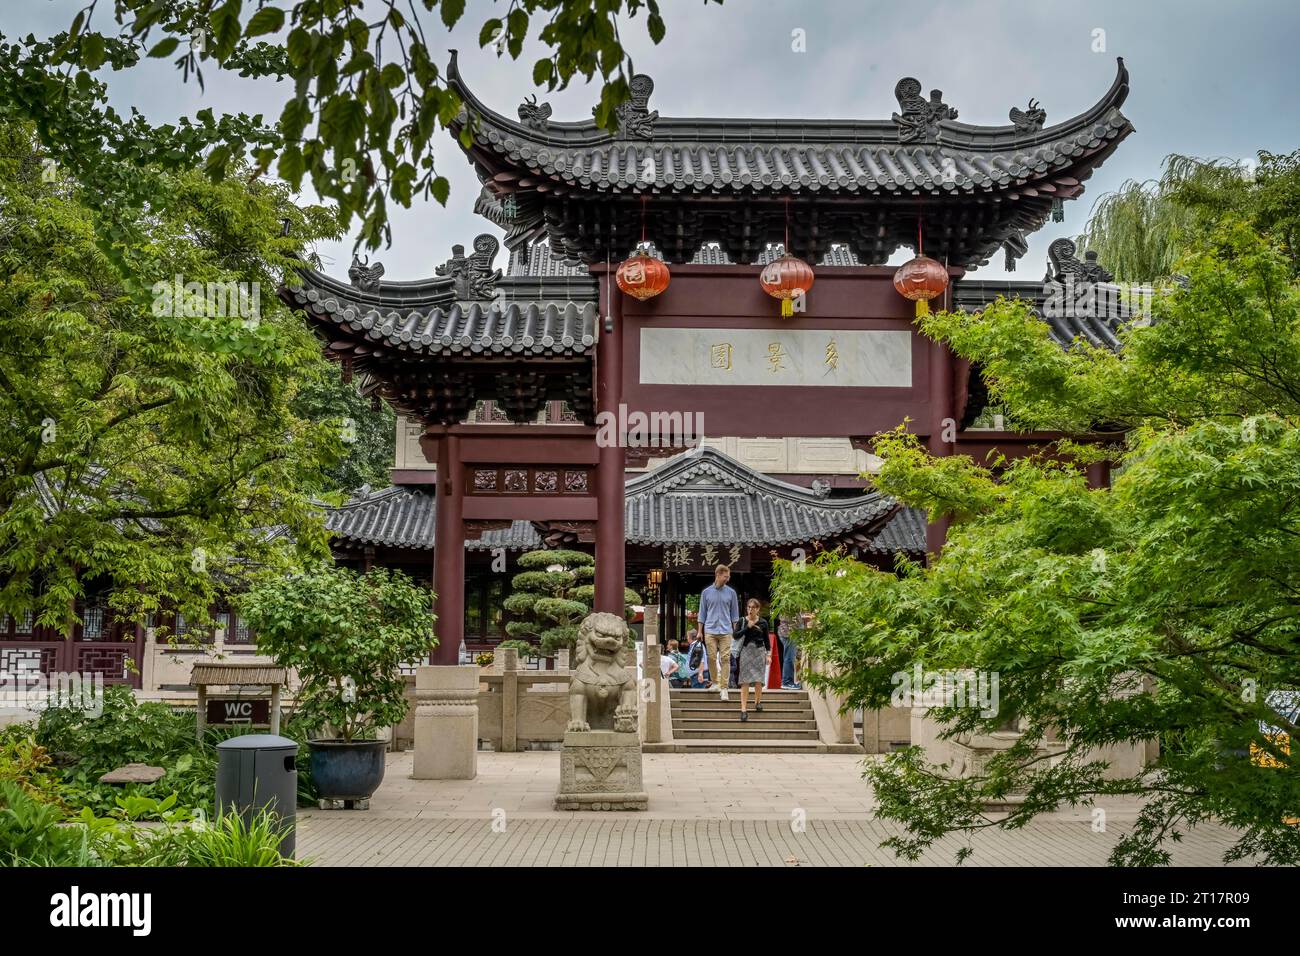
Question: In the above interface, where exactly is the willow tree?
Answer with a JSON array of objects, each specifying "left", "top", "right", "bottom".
[{"left": 1077, "top": 150, "right": 1299, "bottom": 282}]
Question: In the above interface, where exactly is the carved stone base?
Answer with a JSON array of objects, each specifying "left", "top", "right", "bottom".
[{"left": 554, "top": 730, "right": 648, "bottom": 811}]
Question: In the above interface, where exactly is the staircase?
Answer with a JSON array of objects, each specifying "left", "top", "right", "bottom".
[{"left": 653, "top": 686, "right": 826, "bottom": 753}]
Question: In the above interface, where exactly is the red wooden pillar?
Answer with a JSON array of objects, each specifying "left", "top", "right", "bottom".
[
  {"left": 926, "top": 337, "right": 955, "bottom": 560},
  {"left": 1085, "top": 460, "right": 1112, "bottom": 490},
  {"left": 432, "top": 433, "right": 464, "bottom": 664},
  {"left": 594, "top": 281, "right": 627, "bottom": 614}
]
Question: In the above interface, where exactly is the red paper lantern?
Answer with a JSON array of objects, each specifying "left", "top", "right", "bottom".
[
  {"left": 759, "top": 254, "right": 815, "bottom": 317},
  {"left": 893, "top": 255, "right": 948, "bottom": 317},
  {"left": 616, "top": 243, "right": 671, "bottom": 301}
]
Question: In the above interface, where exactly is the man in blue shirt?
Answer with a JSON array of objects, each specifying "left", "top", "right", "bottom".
[{"left": 699, "top": 564, "right": 740, "bottom": 701}]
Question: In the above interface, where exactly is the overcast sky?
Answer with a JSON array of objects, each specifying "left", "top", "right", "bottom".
[{"left": 9, "top": 1, "right": 1300, "bottom": 282}]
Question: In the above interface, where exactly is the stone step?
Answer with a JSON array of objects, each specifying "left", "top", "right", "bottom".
[
  {"left": 674, "top": 727, "right": 821, "bottom": 740},
  {"left": 670, "top": 701, "right": 812, "bottom": 713},
  {"left": 673, "top": 717, "right": 818, "bottom": 732},
  {"left": 669, "top": 688, "right": 807, "bottom": 696},
  {"left": 644, "top": 739, "right": 828, "bottom": 754}
]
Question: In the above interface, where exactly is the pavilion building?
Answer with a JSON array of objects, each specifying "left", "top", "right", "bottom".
[{"left": 1, "top": 57, "right": 1139, "bottom": 695}]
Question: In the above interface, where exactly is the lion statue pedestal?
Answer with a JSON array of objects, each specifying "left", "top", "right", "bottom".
[{"left": 554, "top": 612, "right": 648, "bottom": 811}]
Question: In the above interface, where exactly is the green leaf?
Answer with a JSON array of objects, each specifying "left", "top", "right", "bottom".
[
  {"left": 478, "top": 18, "right": 503, "bottom": 47},
  {"left": 430, "top": 175, "right": 450, "bottom": 205},
  {"left": 80, "top": 33, "right": 106, "bottom": 70},
  {"left": 148, "top": 37, "right": 182, "bottom": 58},
  {"left": 245, "top": 7, "right": 286, "bottom": 38},
  {"left": 440, "top": 0, "right": 466, "bottom": 30}
]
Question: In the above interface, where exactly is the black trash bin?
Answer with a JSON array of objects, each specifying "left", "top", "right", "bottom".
[{"left": 215, "top": 734, "right": 298, "bottom": 858}]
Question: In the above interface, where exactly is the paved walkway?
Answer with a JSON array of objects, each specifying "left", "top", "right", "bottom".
[{"left": 296, "top": 752, "right": 1250, "bottom": 866}]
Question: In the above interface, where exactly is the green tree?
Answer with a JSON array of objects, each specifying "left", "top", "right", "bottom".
[
  {"left": 0, "top": 0, "right": 715, "bottom": 252},
  {"left": 503, "top": 549, "right": 638, "bottom": 655},
  {"left": 0, "top": 122, "right": 343, "bottom": 635},
  {"left": 773, "top": 156, "right": 1300, "bottom": 866},
  {"left": 240, "top": 566, "right": 436, "bottom": 741},
  {"left": 1077, "top": 150, "right": 1300, "bottom": 281},
  {"left": 291, "top": 369, "right": 396, "bottom": 498}
]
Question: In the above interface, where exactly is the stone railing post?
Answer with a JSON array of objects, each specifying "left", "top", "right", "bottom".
[
  {"left": 499, "top": 646, "right": 519, "bottom": 753},
  {"left": 412, "top": 665, "right": 479, "bottom": 779},
  {"left": 641, "top": 628, "right": 662, "bottom": 745},
  {"left": 807, "top": 656, "right": 859, "bottom": 747}
]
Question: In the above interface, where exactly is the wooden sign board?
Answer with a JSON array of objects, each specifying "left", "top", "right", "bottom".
[
  {"left": 619, "top": 267, "right": 956, "bottom": 439},
  {"left": 205, "top": 697, "right": 271, "bottom": 726},
  {"left": 661, "top": 543, "right": 750, "bottom": 574}
]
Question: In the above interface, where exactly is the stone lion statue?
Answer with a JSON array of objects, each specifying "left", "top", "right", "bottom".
[{"left": 568, "top": 612, "right": 638, "bottom": 734}]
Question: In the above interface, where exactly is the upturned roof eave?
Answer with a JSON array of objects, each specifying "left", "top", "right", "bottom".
[{"left": 448, "top": 53, "right": 1131, "bottom": 155}]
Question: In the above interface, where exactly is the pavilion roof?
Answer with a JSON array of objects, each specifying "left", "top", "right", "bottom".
[
  {"left": 281, "top": 267, "right": 597, "bottom": 361},
  {"left": 325, "top": 447, "right": 913, "bottom": 554},
  {"left": 449, "top": 53, "right": 1134, "bottom": 268},
  {"left": 953, "top": 239, "right": 1143, "bottom": 350},
  {"left": 623, "top": 446, "right": 897, "bottom": 548},
  {"left": 325, "top": 485, "right": 542, "bottom": 551}
]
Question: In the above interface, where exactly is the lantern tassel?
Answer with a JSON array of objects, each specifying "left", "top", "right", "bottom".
[
  {"left": 915, "top": 299, "right": 930, "bottom": 318},
  {"left": 781, "top": 298, "right": 794, "bottom": 318}
]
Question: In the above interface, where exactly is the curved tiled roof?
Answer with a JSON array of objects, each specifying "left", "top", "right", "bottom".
[
  {"left": 449, "top": 54, "right": 1132, "bottom": 200},
  {"left": 282, "top": 271, "right": 598, "bottom": 359},
  {"left": 954, "top": 279, "right": 1136, "bottom": 350},
  {"left": 623, "top": 446, "right": 896, "bottom": 547},
  {"left": 862, "top": 507, "right": 927, "bottom": 557},
  {"left": 325, "top": 486, "right": 541, "bottom": 551},
  {"left": 325, "top": 448, "right": 914, "bottom": 553}
]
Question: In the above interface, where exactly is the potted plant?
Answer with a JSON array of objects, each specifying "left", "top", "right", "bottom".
[{"left": 240, "top": 567, "right": 436, "bottom": 802}]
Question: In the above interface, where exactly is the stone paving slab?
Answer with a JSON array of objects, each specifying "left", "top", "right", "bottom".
[
  {"left": 294, "top": 752, "right": 1253, "bottom": 866},
  {"left": 297, "top": 816, "right": 1248, "bottom": 867}
]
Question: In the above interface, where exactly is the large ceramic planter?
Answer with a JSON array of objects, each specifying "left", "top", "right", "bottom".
[{"left": 308, "top": 739, "right": 388, "bottom": 800}]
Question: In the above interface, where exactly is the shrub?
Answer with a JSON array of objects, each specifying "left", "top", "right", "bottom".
[
  {"left": 240, "top": 566, "right": 436, "bottom": 741},
  {"left": 504, "top": 549, "right": 639, "bottom": 655},
  {"left": 34, "top": 686, "right": 216, "bottom": 816},
  {"left": 0, "top": 727, "right": 66, "bottom": 807}
]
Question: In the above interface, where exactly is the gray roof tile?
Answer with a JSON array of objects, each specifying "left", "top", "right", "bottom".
[
  {"left": 325, "top": 448, "right": 917, "bottom": 553},
  {"left": 623, "top": 446, "right": 895, "bottom": 547},
  {"left": 282, "top": 271, "right": 597, "bottom": 359}
]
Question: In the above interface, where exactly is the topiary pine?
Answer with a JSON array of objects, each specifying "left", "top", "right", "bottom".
[{"left": 503, "top": 549, "right": 640, "bottom": 656}]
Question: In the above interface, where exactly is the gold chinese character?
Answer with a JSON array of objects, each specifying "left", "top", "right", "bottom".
[
  {"left": 767, "top": 342, "right": 788, "bottom": 373},
  {"left": 709, "top": 342, "right": 733, "bottom": 371},
  {"left": 825, "top": 337, "right": 839, "bottom": 371},
  {"left": 701, "top": 544, "right": 718, "bottom": 565},
  {"left": 671, "top": 544, "right": 691, "bottom": 567},
  {"left": 728, "top": 544, "right": 742, "bottom": 565}
]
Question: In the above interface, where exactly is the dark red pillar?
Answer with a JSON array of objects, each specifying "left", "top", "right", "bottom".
[
  {"left": 1085, "top": 460, "right": 1112, "bottom": 490},
  {"left": 925, "top": 337, "right": 955, "bottom": 560},
  {"left": 432, "top": 433, "right": 464, "bottom": 664},
  {"left": 594, "top": 281, "right": 627, "bottom": 614}
]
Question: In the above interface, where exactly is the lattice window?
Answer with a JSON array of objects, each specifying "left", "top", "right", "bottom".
[
  {"left": 228, "top": 613, "right": 254, "bottom": 645},
  {"left": 0, "top": 646, "right": 57, "bottom": 676},
  {"left": 76, "top": 645, "right": 131, "bottom": 681},
  {"left": 1, "top": 611, "right": 36, "bottom": 638}
]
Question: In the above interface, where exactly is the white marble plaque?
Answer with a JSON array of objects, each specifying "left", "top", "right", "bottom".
[{"left": 638, "top": 328, "right": 912, "bottom": 387}]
